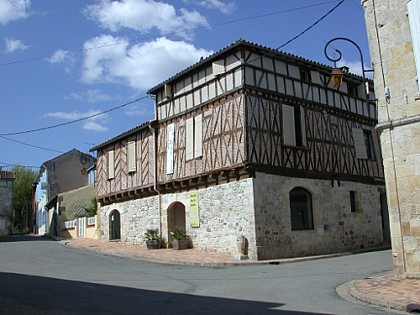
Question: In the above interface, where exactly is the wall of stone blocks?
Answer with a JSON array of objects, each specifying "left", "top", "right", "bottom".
[
  {"left": 363, "top": 0, "right": 420, "bottom": 275},
  {"left": 100, "top": 179, "right": 258, "bottom": 258},
  {"left": 252, "top": 172, "right": 385, "bottom": 259},
  {"left": 99, "top": 173, "right": 385, "bottom": 260},
  {"left": 0, "top": 180, "right": 13, "bottom": 235}
]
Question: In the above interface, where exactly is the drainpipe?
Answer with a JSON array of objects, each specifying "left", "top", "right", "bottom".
[{"left": 149, "top": 98, "right": 162, "bottom": 242}]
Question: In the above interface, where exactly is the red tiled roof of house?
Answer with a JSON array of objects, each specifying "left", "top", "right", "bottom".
[{"left": 0, "top": 170, "right": 16, "bottom": 180}]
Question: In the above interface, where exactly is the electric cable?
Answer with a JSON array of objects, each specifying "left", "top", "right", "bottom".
[{"left": 0, "top": 96, "right": 148, "bottom": 136}]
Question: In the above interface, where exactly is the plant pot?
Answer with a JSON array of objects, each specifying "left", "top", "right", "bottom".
[
  {"left": 146, "top": 239, "right": 160, "bottom": 250},
  {"left": 172, "top": 239, "right": 188, "bottom": 250}
]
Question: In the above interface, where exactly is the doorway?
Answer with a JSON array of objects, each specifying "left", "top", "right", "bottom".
[
  {"left": 109, "top": 210, "right": 121, "bottom": 241},
  {"left": 167, "top": 202, "right": 186, "bottom": 241}
]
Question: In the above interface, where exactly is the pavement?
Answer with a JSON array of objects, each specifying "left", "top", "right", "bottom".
[{"left": 60, "top": 237, "right": 420, "bottom": 314}]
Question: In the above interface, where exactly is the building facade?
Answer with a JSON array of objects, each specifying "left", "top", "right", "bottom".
[
  {"left": 0, "top": 170, "right": 15, "bottom": 235},
  {"left": 363, "top": 0, "right": 420, "bottom": 276},
  {"left": 34, "top": 149, "right": 95, "bottom": 236},
  {"left": 93, "top": 40, "right": 387, "bottom": 260}
]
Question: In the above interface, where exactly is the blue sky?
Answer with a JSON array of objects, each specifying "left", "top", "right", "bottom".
[{"left": 0, "top": 0, "right": 370, "bottom": 171}]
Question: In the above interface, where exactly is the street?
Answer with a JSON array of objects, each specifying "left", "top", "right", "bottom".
[{"left": 0, "top": 235, "right": 398, "bottom": 315}]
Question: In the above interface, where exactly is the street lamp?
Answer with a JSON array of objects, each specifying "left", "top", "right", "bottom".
[{"left": 324, "top": 37, "right": 372, "bottom": 97}]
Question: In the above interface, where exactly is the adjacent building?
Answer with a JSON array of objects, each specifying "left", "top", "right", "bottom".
[
  {"left": 33, "top": 149, "right": 95, "bottom": 236},
  {"left": 92, "top": 39, "right": 387, "bottom": 260},
  {"left": 363, "top": 0, "right": 420, "bottom": 276},
  {"left": 0, "top": 170, "right": 15, "bottom": 235}
]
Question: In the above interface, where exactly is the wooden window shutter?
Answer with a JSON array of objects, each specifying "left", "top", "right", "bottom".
[
  {"left": 127, "top": 141, "right": 136, "bottom": 173},
  {"left": 194, "top": 114, "right": 203, "bottom": 158},
  {"left": 186, "top": 117, "right": 194, "bottom": 160},
  {"left": 352, "top": 128, "right": 368, "bottom": 159},
  {"left": 282, "top": 104, "right": 296, "bottom": 146},
  {"left": 300, "top": 106, "right": 307, "bottom": 147},
  {"left": 166, "top": 123, "right": 175, "bottom": 174},
  {"left": 108, "top": 150, "right": 115, "bottom": 179}
]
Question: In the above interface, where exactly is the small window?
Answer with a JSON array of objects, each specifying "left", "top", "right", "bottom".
[
  {"left": 186, "top": 114, "right": 203, "bottom": 160},
  {"left": 352, "top": 128, "right": 375, "bottom": 160},
  {"left": 108, "top": 150, "right": 115, "bottom": 180},
  {"left": 290, "top": 187, "right": 314, "bottom": 231},
  {"left": 350, "top": 191, "right": 362, "bottom": 213},
  {"left": 282, "top": 104, "right": 306, "bottom": 147},
  {"left": 347, "top": 82, "right": 359, "bottom": 97},
  {"left": 350, "top": 191, "right": 357, "bottom": 213},
  {"left": 127, "top": 141, "right": 136, "bottom": 173},
  {"left": 300, "top": 68, "right": 312, "bottom": 83},
  {"left": 363, "top": 130, "right": 376, "bottom": 160}
]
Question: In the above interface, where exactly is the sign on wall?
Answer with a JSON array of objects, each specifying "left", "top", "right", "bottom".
[
  {"left": 189, "top": 190, "right": 200, "bottom": 228},
  {"left": 167, "top": 123, "right": 175, "bottom": 174}
]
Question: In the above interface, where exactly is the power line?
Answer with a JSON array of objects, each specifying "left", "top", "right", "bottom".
[
  {"left": 0, "top": 0, "right": 342, "bottom": 67},
  {"left": 0, "top": 96, "right": 148, "bottom": 136},
  {"left": 277, "top": 0, "right": 346, "bottom": 50},
  {"left": 0, "top": 135, "right": 64, "bottom": 154}
]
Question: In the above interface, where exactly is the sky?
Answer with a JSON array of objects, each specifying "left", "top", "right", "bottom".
[{"left": 0, "top": 0, "right": 371, "bottom": 172}]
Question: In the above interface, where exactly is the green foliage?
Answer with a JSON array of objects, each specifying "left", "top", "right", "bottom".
[
  {"left": 142, "top": 228, "right": 160, "bottom": 241},
  {"left": 170, "top": 227, "right": 187, "bottom": 240},
  {"left": 11, "top": 166, "right": 38, "bottom": 229},
  {"left": 85, "top": 197, "right": 97, "bottom": 217}
]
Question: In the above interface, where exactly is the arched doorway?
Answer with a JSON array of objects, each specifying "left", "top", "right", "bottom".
[
  {"left": 109, "top": 210, "right": 121, "bottom": 240},
  {"left": 167, "top": 202, "right": 186, "bottom": 241}
]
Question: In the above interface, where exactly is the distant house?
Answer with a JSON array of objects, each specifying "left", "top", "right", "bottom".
[
  {"left": 92, "top": 39, "right": 387, "bottom": 260},
  {"left": 0, "top": 170, "right": 15, "bottom": 235},
  {"left": 33, "top": 149, "right": 95, "bottom": 236}
]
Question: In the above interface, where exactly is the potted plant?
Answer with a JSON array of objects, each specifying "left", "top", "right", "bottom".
[
  {"left": 143, "top": 228, "right": 161, "bottom": 250},
  {"left": 170, "top": 227, "right": 188, "bottom": 250}
]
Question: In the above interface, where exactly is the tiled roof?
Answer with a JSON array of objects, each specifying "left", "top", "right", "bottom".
[
  {"left": 0, "top": 170, "right": 15, "bottom": 180},
  {"left": 147, "top": 38, "right": 369, "bottom": 94},
  {"left": 90, "top": 120, "right": 153, "bottom": 152}
]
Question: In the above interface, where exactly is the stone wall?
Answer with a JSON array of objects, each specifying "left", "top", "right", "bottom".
[
  {"left": 0, "top": 179, "right": 14, "bottom": 235},
  {"left": 363, "top": 0, "right": 420, "bottom": 276},
  {"left": 100, "top": 173, "right": 385, "bottom": 260},
  {"left": 252, "top": 172, "right": 385, "bottom": 259}
]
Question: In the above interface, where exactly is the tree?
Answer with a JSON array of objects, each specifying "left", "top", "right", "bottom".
[{"left": 11, "top": 166, "right": 38, "bottom": 232}]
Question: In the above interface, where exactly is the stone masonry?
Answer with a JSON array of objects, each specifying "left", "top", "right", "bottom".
[
  {"left": 363, "top": 0, "right": 420, "bottom": 276},
  {"left": 100, "top": 173, "right": 384, "bottom": 260}
]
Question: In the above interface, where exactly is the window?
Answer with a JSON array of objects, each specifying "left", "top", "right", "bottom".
[
  {"left": 63, "top": 220, "right": 76, "bottom": 230},
  {"left": 350, "top": 191, "right": 357, "bottom": 213},
  {"left": 87, "top": 217, "right": 96, "bottom": 226},
  {"left": 300, "top": 68, "right": 312, "bottom": 83},
  {"left": 127, "top": 140, "right": 136, "bottom": 173},
  {"left": 347, "top": 82, "right": 359, "bottom": 97},
  {"left": 108, "top": 150, "right": 115, "bottom": 179},
  {"left": 350, "top": 191, "right": 362, "bottom": 213},
  {"left": 290, "top": 187, "right": 314, "bottom": 231},
  {"left": 282, "top": 104, "right": 306, "bottom": 147},
  {"left": 363, "top": 130, "right": 375, "bottom": 160},
  {"left": 186, "top": 114, "right": 203, "bottom": 160},
  {"left": 352, "top": 128, "right": 376, "bottom": 160}
]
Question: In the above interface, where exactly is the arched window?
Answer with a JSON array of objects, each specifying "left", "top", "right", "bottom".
[{"left": 290, "top": 187, "right": 314, "bottom": 231}]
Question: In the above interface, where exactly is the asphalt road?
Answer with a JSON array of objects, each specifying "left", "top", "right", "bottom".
[{"left": 0, "top": 235, "right": 397, "bottom": 315}]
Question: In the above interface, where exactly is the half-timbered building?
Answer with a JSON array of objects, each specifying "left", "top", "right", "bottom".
[{"left": 92, "top": 39, "right": 387, "bottom": 260}]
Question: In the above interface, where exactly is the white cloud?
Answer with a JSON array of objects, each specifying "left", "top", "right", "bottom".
[
  {"left": 44, "top": 110, "right": 109, "bottom": 132},
  {"left": 0, "top": 0, "right": 30, "bottom": 25},
  {"left": 124, "top": 104, "right": 153, "bottom": 117},
  {"left": 337, "top": 59, "right": 373, "bottom": 79},
  {"left": 4, "top": 37, "right": 28, "bottom": 53},
  {"left": 47, "top": 49, "right": 76, "bottom": 73},
  {"left": 182, "top": 0, "right": 235, "bottom": 14},
  {"left": 84, "top": 0, "right": 208, "bottom": 40},
  {"left": 65, "top": 89, "right": 113, "bottom": 104},
  {"left": 81, "top": 36, "right": 213, "bottom": 90}
]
